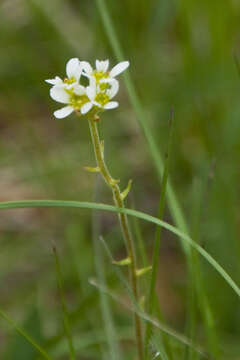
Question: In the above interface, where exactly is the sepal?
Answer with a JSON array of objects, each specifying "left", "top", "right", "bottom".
[
  {"left": 110, "top": 178, "right": 120, "bottom": 185},
  {"left": 112, "top": 257, "right": 131, "bottom": 266},
  {"left": 120, "top": 179, "right": 132, "bottom": 201},
  {"left": 135, "top": 266, "right": 152, "bottom": 277},
  {"left": 84, "top": 166, "right": 100, "bottom": 173}
]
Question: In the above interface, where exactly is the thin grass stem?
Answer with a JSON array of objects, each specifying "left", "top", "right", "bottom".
[
  {"left": 52, "top": 244, "right": 76, "bottom": 360},
  {"left": 144, "top": 111, "right": 175, "bottom": 359}
]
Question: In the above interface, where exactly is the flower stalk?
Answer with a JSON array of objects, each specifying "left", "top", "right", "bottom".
[{"left": 87, "top": 114, "right": 143, "bottom": 360}]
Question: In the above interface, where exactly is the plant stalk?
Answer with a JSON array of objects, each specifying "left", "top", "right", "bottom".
[{"left": 87, "top": 115, "right": 143, "bottom": 360}]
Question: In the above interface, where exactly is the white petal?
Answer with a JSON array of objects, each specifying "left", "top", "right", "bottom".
[
  {"left": 66, "top": 58, "right": 82, "bottom": 81},
  {"left": 107, "top": 79, "right": 119, "bottom": 99},
  {"left": 54, "top": 106, "right": 74, "bottom": 119},
  {"left": 109, "top": 61, "right": 129, "bottom": 77},
  {"left": 96, "top": 59, "right": 109, "bottom": 72},
  {"left": 104, "top": 101, "right": 119, "bottom": 109},
  {"left": 65, "top": 83, "right": 76, "bottom": 90},
  {"left": 93, "top": 101, "right": 101, "bottom": 107},
  {"left": 74, "top": 85, "right": 86, "bottom": 95},
  {"left": 99, "top": 78, "right": 115, "bottom": 84},
  {"left": 102, "top": 60, "right": 109, "bottom": 72},
  {"left": 89, "top": 76, "right": 97, "bottom": 88},
  {"left": 81, "top": 61, "right": 93, "bottom": 75},
  {"left": 45, "top": 76, "right": 63, "bottom": 85},
  {"left": 86, "top": 84, "right": 96, "bottom": 101},
  {"left": 81, "top": 102, "right": 93, "bottom": 114},
  {"left": 50, "top": 86, "right": 70, "bottom": 104},
  {"left": 96, "top": 60, "right": 101, "bottom": 71}
]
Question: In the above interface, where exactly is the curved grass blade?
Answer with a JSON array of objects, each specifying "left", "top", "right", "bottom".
[{"left": 0, "top": 200, "right": 240, "bottom": 300}]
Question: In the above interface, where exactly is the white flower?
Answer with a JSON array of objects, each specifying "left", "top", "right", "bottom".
[
  {"left": 82, "top": 78, "right": 119, "bottom": 113},
  {"left": 45, "top": 58, "right": 82, "bottom": 88},
  {"left": 81, "top": 59, "right": 129, "bottom": 84},
  {"left": 49, "top": 83, "right": 89, "bottom": 119},
  {"left": 46, "top": 58, "right": 91, "bottom": 118},
  {"left": 46, "top": 58, "right": 129, "bottom": 118}
]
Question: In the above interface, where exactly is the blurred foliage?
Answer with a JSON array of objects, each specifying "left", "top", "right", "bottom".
[{"left": 0, "top": 0, "right": 240, "bottom": 359}]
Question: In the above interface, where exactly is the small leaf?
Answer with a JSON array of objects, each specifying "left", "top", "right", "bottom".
[
  {"left": 120, "top": 179, "right": 132, "bottom": 201},
  {"left": 110, "top": 178, "right": 120, "bottom": 185},
  {"left": 136, "top": 266, "right": 152, "bottom": 277},
  {"left": 112, "top": 257, "right": 131, "bottom": 266},
  {"left": 84, "top": 166, "right": 100, "bottom": 173}
]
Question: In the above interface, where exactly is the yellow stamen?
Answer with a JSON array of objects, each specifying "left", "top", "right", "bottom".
[
  {"left": 64, "top": 77, "right": 76, "bottom": 85},
  {"left": 93, "top": 70, "right": 109, "bottom": 84}
]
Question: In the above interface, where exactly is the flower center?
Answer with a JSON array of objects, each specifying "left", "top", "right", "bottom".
[
  {"left": 95, "top": 93, "right": 110, "bottom": 107},
  {"left": 70, "top": 93, "right": 89, "bottom": 110},
  {"left": 99, "top": 82, "right": 110, "bottom": 91}
]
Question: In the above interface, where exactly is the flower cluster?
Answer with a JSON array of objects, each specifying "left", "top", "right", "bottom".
[{"left": 46, "top": 58, "right": 129, "bottom": 119}]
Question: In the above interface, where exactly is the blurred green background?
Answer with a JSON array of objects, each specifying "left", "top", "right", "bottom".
[{"left": 1, "top": 0, "right": 240, "bottom": 359}]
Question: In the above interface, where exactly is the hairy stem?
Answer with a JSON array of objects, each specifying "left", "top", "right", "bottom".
[{"left": 88, "top": 115, "right": 143, "bottom": 360}]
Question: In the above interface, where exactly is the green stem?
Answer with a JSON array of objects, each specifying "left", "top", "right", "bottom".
[{"left": 87, "top": 115, "right": 143, "bottom": 360}]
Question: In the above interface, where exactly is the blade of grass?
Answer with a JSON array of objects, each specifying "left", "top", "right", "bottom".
[
  {"left": 0, "top": 200, "right": 239, "bottom": 299},
  {"left": 95, "top": 0, "right": 190, "bottom": 256},
  {"left": 52, "top": 243, "right": 76, "bottom": 360},
  {"left": 131, "top": 202, "right": 149, "bottom": 271},
  {"left": 0, "top": 307, "right": 52, "bottom": 360},
  {"left": 189, "top": 178, "right": 219, "bottom": 359},
  {"left": 144, "top": 110, "right": 175, "bottom": 359},
  {"left": 131, "top": 201, "right": 173, "bottom": 360},
  {"left": 150, "top": 333, "right": 171, "bottom": 360},
  {"left": 184, "top": 180, "right": 201, "bottom": 360}
]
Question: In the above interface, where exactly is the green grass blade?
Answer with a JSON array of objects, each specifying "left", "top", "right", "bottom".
[
  {"left": 131, "top": 203, "right": 149, "bottom": 271},
  {"left": 95, "top": 0, "right": 190, "bottom": 256},
  {"left": 0, "top": 200, "right": 239, "bottom": 299},
  {"left": 52, "top": 244, "right": 76, "bottom": 360},
  {"left": 145, "top": 111, "right": 175, "bottom": 359},
  {"left": 189, "top": 178, "right": 219, "bottom": 359},
  {"left": 0, "top": 307, "right": 52, "bottom": 360},
  {"left": 150, "top": 333, "right": 170, "bottom": 360}
]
